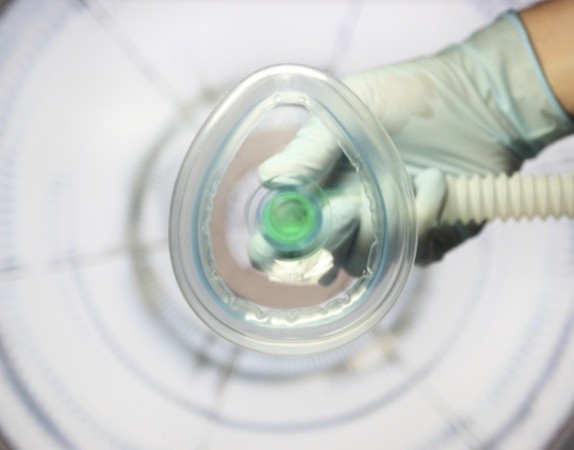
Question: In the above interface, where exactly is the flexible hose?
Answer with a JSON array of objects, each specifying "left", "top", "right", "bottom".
[{"left": 441, "top": 172, "right": 574, "bottom": 224}]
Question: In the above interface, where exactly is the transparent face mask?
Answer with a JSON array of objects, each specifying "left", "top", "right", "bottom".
[{"left": 169, "top": 65, "right": 417, "bottom": 355}]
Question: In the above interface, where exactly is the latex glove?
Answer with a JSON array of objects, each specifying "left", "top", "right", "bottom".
[{"left": 254, "top": 11, "right": 574, "bottom": 279}]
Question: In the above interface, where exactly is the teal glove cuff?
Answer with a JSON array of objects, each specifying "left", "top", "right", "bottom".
[{"left": 503, "top": 11, "right": 574, "bottom": 134}]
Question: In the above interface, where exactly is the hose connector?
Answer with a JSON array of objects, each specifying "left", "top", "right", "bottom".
[{"left": 442, "top": 172, "right": 574, "bottom": 224}]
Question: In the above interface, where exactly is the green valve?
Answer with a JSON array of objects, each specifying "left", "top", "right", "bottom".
[{"left": 262, "top": 191, "right": 318, "bottom": 246}]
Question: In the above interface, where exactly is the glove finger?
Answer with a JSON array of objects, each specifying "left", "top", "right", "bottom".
[
  {"left": 258, "top": 116, "right": 342, "bottom": 184},
  {"left": 413, "top": 168, "right": 448, "bottom": 265},
  {"left": 425, "top": 221, "right": 484, "bottom": 264},
  {"left": 318, "top": 195, "right": 361, "bottom": 285}
]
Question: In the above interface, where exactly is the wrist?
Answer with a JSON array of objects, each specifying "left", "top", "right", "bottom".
[{"left": 442, "top": 10, "right": 574, "bottom": 158}]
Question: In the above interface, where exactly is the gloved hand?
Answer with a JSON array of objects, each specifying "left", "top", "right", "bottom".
[{"left": 252, "top": 11, "right": 574, "bottom": 282}]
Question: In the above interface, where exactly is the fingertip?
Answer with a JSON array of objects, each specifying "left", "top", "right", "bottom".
[{"left": 343, "top": 201, "right": 374, "bottom": 277}]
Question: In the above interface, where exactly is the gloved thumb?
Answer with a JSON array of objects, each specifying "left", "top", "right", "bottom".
[{"left": 414, "top": 168, "right": 486, "bottom": 264}]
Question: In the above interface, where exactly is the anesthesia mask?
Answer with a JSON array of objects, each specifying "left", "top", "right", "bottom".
[
  {"left": 170, "top": 64, "right": 574, "bottom": 355},
  {"left": 169, "top": 64, "right": 417, "bottom": 355}
]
